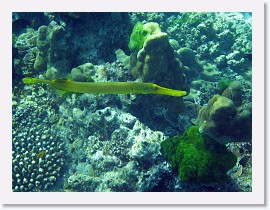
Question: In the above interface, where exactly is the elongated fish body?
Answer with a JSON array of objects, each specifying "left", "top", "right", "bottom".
[{"left": 23, "top": 77, "right": 187, "bottom": 97}]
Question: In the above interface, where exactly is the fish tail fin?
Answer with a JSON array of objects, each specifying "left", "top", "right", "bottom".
[
  {"left": 23, "top": 77, "right": 51, "bottom": 85},
  {"left": 23, "top": 77, "right": 38, "bottom": 84}
]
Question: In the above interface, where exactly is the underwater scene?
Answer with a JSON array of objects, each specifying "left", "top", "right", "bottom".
[{"left": 12, "top": 12, "right": 252, "bottom": 192}]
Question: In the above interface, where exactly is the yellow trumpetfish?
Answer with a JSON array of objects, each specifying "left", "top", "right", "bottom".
[{"left": 23, "top": 77, "right": 187, "bottom": 97}]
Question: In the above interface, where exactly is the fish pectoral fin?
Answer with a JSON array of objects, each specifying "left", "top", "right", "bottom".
[{"left": 55, "top": 89, "right": 68, "bottom": 97}]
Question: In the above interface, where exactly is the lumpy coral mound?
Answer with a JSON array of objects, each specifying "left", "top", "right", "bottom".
[
  {"left": 160, "top": 126, "right": 237, "bottom": 183},
  {"left": 194, "top": 81, "right": 252, "bottom": 144}
]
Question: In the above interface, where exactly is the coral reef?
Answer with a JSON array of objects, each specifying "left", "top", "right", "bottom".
[
  {"left": 167, "top": 13, "right": 251, "bottom": 68},
  {"left": 13, "top": 29, "right": 38, "bottom": 76},
  {"left": 13, "top": 21, "right": 71, "bottom": 76},
  {"left": 227, "top": 142, "right": 252, "bottom": 192},
  {"left": 59, "top": 95, "right": 168, "bottom": 191},
  {"left": 12, "top": 84, "right": 66, "bottom": 192},
  {"left": 161, "top": 126, "right": 237, "bottom": 183},
  {"left": 13, "top": 12, "right": 132, "bottom": 78},
  {"left": 127, "top": 22, "right": 189, "bottom": 129},
  {"left": 115, "top": 49, "right": 131, "bottom": 69},
  {"left": 35, "top": 21, "right": 71, "bottom": 74},
  {"left": 200, "top": 62, "right": 221, "bottom": 82},
  {"left": 12, "top": 12, "right": 252, "bottom": 192}
]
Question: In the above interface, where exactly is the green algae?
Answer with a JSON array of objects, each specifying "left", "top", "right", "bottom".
[
  {"left": 161, "top": 126, "right": 237, "bottom": 183},
  {"left": 128, "top": 22, "right": 151, "bottom": 53}
]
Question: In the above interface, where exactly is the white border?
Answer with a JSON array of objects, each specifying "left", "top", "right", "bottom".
[{"left": 0, "top": 0, "right": 265, "bottom": 205}]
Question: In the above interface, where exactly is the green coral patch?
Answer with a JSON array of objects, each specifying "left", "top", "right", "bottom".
[
  {"left": 160, "top": 126, "right": 237, "bottom": 183},
  {"left": 218, "top": 79, "right": 232, "bottom": 93},
  {"left": 128, "top": 22, "right": 151, "bottom": 53}
]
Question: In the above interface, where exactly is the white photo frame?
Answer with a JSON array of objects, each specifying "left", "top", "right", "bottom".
[{"left": 0, "top": 0, "right": 265, "bottom": 205}]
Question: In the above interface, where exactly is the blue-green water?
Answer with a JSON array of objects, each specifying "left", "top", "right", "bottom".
[{"left": 12, "top": 12, "right": 252, "bottom": 192}]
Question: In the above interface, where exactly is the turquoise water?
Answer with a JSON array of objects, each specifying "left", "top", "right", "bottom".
[{"left": 12, "top": 12, "right": 252, "bottom": 192}]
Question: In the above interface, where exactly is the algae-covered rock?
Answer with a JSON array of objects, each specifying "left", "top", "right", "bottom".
[
  {"left": 217, "top": 79, "right": 232, "bottom": 93},
  {"left": 143, "top": 22, "right": 161, "bottom": 35},
  {"left": 160, "top": 126, "right": 237, "bottom": 183},
  {"left": 34, "top": 25, "right": 50, "bottom": 72},
  {"left": 33, "top": 26, "right": 47, "bottom": 72},
  {"left": 33, "top": 21, "right": 71, "bottom": 74},
  {"left": 177, "top": 47, "right": 197, "bottom": 67},
  {"left": 128, "top": 22, "right": 188, "bottom": 123},
  {"left": 128, "top": 23, "right": 189, "bottom": 116}
]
